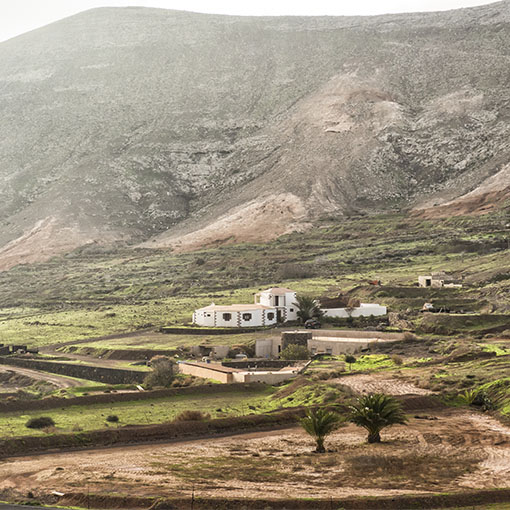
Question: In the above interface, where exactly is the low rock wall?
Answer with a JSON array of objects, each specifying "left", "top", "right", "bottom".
[{"left": 0, "top": 357, "right": 146, "bottom": 385}]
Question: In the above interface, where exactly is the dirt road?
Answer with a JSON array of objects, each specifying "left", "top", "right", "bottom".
[
  {"left": 0, "top": 364, "right": 82, "bottom": 389},
  {"left": 0, "top": 408, "right": 509, "bottom": 503}
]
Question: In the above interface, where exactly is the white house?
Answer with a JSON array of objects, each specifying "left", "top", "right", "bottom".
[
  {"left": 192, "top": 303, "right": 278, "bottom": 328},
  {"left": 192, "top": 287, "right": 298, "bottom": 328},
  {"left": 255, "top": 287, "right": 298, "bottom": 322},
  {"left": 321, "top": 303, "right": 387, "bottom": 318}
]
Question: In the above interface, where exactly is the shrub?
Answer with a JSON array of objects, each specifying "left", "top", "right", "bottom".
[
  {"left": 26, "top": 416, "right": 55, "bottom": 429},
  {"left": 403, "top": 332, "right": 417, "bottom": 341},
  {"left": 345, "top": 355, "right": 356, "bottom": 370},
  {"left": 173, "top": 410, "right": 211, "bottom": 422},
  {"left": 106, "top": 415, "right": 119, "bottom": 423},
  {"left": 144, "top": 355, "right": 175, "bottom": 387},
  {"left": 391, "top": 354, "right": 403, "bottom": 366},
  {"left": 280, "top": 344, "right": 310, "bottom": 360},
  {"left": 472, "top": 391, "right": 495, "bottom": 411}
]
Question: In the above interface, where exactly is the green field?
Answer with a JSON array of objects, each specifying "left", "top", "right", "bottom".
[
  {"left": 0, "top": 380, "right": 344, "bottom": 438},
  {"left": 0, "top": 211, "right": 508, "bottom": 349}
]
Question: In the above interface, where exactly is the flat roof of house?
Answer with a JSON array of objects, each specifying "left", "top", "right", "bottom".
[
  {"left": 196, "top": 303, "right": 275, "bottom": 312},
  {"left": 180, "top": 362, "right": 242, "bottom": 373},
  {"left": 260, "top": 287, "right": 295, "bottom": 295}
]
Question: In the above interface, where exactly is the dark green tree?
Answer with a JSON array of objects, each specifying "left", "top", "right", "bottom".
[
  {"left": 348, "top": 393, "right": 407, "bottom": 443},
  {"left": 345, "top": 354, "right": 356, "bottom": 371},
  {"left": 280, "top": 344, "right": 311, "bottom": 360},
  {"left": 293, "top": 295, "right": 323, "bottom": 323}
]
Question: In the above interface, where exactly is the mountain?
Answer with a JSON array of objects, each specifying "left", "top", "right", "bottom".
[{"left": 1, "top": 2, "right": 510, "bottom": 268}]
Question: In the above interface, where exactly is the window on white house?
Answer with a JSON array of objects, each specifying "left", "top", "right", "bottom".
[
  {"left": 242, "top": 313, "right": 252, "bottom": 321},
  {"left": 267, "top": 312, "right": 275, "bottom": 321},
  {"left": 290, "top": 308, "right": 294, "bottom": 312},
  {"left": 206, "top": 313, "right": 211, "bottom": 317},
  {"left": 222, "top": 313, "right": 232, "bottom": 321},
  {"left": 326, "top": 348, "right": 333, "bottom": 355}
]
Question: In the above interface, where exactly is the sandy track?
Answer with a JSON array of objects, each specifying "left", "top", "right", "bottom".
[
  {"left": 0, "top": 365, "right": 82, "bottom": 389},
  {"left": 0, "top": 408, "right": 509, "bottom": 503}
]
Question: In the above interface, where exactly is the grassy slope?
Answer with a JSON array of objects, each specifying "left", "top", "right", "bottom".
[
  {"left": 0, "top": 380, "right": 341, "bottom": 438},
  {"left": 0, "top": 210, "right": 508, "bottom": 349}
]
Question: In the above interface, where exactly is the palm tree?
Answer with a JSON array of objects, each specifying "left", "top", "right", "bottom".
[
  {"left": 300, "top": 407, "right": 342, "bottom": 453},
  {"left": 293, "top": 295, "right": 323, "bottom": 323},
  {"left": 348, "top": 393, "right": 407, "bottom": 443}
]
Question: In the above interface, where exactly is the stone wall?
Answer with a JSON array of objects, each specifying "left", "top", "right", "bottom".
[
  {"left": 281, "top": 331, "right": 312, "bottom": 349},
  {"left": 0, "top": 382, "right": 265, "bottom": 414},
  {"left": 0, "top": 357, "right": 146, "bottom": 384}
]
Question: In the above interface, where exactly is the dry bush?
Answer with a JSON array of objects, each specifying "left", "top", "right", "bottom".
[
  {"left": 173, "top": 410, "right": 211, "bottom": 422},
  {"left": 144, "top": 355, "right": 175, "bottom": 388},
  {"left": 277, "top": 262, "right": 313, "bottom": 280},
  {"left": 391, "top": 354, "right": 404, "bottom": 365},
  {"left": 403, "top": 332, "right": 417, "bottom": 341}
]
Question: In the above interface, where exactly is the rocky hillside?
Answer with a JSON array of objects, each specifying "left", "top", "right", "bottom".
[{"left": 1, "top": 2, "right": 509, "bottom": 267}]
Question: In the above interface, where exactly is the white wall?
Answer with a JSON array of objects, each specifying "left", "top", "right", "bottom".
[
  {"left": 194, "top": 308, "right": 278, "bottom": 328},
  {"left": 322, "top": 303, "right": 386, "bottom": 318},
  {"left": 232, "top": 370, "right": 297, "bottom": 384},
  {"left": 255, "top": 338, "right": 274, "bottom": 358},
  {"left": 214, "top": 311, "right": 239, "bottom": 327},
  {"left": 308, "top": 338, "right": 369, "bottom": 355},
  {"left": 285, "top": 292, "right": 298, "bottom": 321},
  {"left": 193, "top": 310, "right": 216, "bottom": 327},
  {"left": 322, "top": 308, "right": 350, "bottom": 318}
]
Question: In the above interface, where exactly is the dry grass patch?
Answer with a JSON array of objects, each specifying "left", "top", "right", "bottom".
[
  {"left": 341, "top": 450, "right": 481, "bottom": 489},
  {"left": 151, "top": 455, "right": 304, "bottom": 484}
]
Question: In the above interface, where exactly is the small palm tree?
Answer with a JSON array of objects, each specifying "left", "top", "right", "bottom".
[
  {"left": 300, "top": 407, "right": 342, "bottom": 453},
  {"left": 348, "top": 393, "right": 407, "bottom": 443},
  {"left": 459, "top": 389, "right": 478, "bottom": 406},
  {"left": 293, "top": 295, "right": 323, "bottom": 323}
]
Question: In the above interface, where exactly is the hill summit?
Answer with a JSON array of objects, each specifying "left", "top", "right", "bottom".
[{"left": 1, "top": 2, "right": 509, "bottom": 267}]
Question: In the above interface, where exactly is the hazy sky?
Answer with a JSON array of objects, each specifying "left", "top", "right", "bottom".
[{"left": 0, "top": 0, "right": 498, "bottom": 42}]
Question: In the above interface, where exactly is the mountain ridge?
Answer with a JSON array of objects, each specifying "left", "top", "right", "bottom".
[{"left": 1, "top": 2, "right": 509, "bottom": 267}]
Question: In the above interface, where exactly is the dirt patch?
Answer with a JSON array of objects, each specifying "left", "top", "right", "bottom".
[
  {"left": 0, "top": 216, "right": 119, "bottom": 271},
  {"left": 334, "top": 373, "right": 433, "bottom": 396},
  {"left": 142, "top": 193, "right": 310, "bottom": 253},
  {"left": 1, "top": 408, "right": 509, "bottom": 504}
]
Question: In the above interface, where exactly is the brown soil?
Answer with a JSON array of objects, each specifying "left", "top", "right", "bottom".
[
  {"left": 335, "top": 373, "right": 433, "bottom": 396},
  {"left": 414, "top": 186, "right": 510, "bottom": 219},
  {"left": 1, "top": 408, "right": 509, "bottom": 504},
  {"left": 142, "top": 193, "right": 310, "bottom": 253}
]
